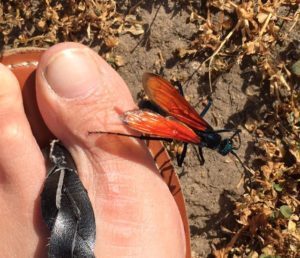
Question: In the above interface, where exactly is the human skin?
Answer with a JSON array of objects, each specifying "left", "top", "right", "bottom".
[{"left": 0, "top": 43, "right": 185, "bottom": 258}]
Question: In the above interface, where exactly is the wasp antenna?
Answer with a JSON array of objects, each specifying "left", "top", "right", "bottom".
[
  {"left": 88, "top": 130, "right": 113, "bottom": 135},
  {"left": 229, "top": 129, "right": 241, "bottom": 139},
  {"left": 88, "top": 131, "right": 136, "bottom": 137},
  {"left": 230, "top": 150, "right": 252, "bottom": 173},
  {"left": 230, "top": 129, "right": 242, "bottom": 150},
  {"left": 88, "top": 130, "right": 173, "bottom": 142}
]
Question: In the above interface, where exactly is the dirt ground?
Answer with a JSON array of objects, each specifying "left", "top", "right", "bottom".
[
  {"left": 114, "top": 3, "right": 299, "bottom": 257},
  {"left": 1, "top": 1, "right": 299, "bottom": 257},
  {"left": 115, "top": 4, "right": 252, "bottom": 256}
]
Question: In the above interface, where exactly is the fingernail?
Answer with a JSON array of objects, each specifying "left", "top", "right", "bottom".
[{"left": 43, "top": 49, "right": 100, "bottom": 98}]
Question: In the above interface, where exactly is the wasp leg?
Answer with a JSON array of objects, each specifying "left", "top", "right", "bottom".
[
  {"left": 173, "top": 81, "right": 185, "bottom": 96},
  {"left": 231, "top": 129, "right": 242, "bottom": 150},
  {"left": 176, "top": 143, "right": 188, "bottom": 167},
  {"left": 200, "top": 100, "right": 212, "bottom": 117},
  {"left": 197, "top": 146, "right": 205, "bottom": 165},
  {"left": 174, "top": 81, "right": 212, "bottom": 119}
]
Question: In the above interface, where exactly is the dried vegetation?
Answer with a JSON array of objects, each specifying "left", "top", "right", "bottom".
[
  {"left": 179, "top": 1, "right": 300, "bottom": 257},
  {"left": 0, "top": 0, "right": 299, "bottom": 257},
  {"left": 0, "top": 0, "right": 144, "bottom": 66}
]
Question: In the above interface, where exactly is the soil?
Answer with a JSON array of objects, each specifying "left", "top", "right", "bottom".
[{"left": 114, "top": 5, "right": 253, "bottom": 257}]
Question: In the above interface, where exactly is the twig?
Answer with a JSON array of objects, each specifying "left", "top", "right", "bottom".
[
  {"left": 190, "top": 20, "right": 241, "bottom": 95},
  {"left": 206, "top": 20, "right": 241, "bottom": 93},
  {"left": 213, "top": 225, "right": 249, "bottom": 257},
  {"left": 130, "top": 2, "right": 162, "bottom": 53},
  {"left": 289, "top": 7, "right": 300, "bottom": 32},
  {"left": 259, "top": 13, "right": 272, "bottom": 37},
  {"left": 128, "top": 0, "right": 144, "bottom": 15}
]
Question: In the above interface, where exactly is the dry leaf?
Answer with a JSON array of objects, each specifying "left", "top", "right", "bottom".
[
  {"left": 105, "top": 35, "right": 119, "bottom": 48},
  {"left": 245, "top": 117, "right": 257, "bottom": 132},
  {"left": 287, "top": 220, "right": 297, "bottom": 233},
  {"left": 177, "top": 48, "right": 197, "bottom": 58},
  {"left": 114, "top": 55, "right": 125, "bottom": 67},
  {"left": 257, "top": 12, "right": 269, "bottom": 24},
  {"left": 124, "top": 24, "right": 144, "bottom": 35}
]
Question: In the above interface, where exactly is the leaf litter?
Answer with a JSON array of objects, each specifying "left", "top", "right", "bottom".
[{"left": 178, "top": 1, "right": 299, "bottom": 257}]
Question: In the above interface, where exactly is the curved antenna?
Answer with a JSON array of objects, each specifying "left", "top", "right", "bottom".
[
  {"left": 230, "top": 129, "right": 241, "bottom": 150},
  {"left": 88, "top": 130, "right": 173, "bottom": 142},
  {"left": 230, "top": 150, "right": 253, "bottom": 174},
  {"left": 230, "top": 129, "right": 241, "bottom": 140}
]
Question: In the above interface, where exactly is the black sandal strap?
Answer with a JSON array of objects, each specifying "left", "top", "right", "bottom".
[{"left": 41, "top": 140, "right": 96, "bottom": 258}]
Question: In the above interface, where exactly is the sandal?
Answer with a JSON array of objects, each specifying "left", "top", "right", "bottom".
[{"left": 1, "top": 48, "right": 191, "bottom": 258}]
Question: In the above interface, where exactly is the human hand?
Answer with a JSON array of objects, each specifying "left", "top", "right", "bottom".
[{"left": 0, "top": 43, "right": 185, "bottom": 257}]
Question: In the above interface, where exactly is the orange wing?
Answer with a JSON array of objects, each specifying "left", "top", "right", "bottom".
[
  {"left": 121, "top": 110, "right": 201, "bottom": 144},
  {"left": 142, "top": 73, "right": 210, "bottom": 131}
]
